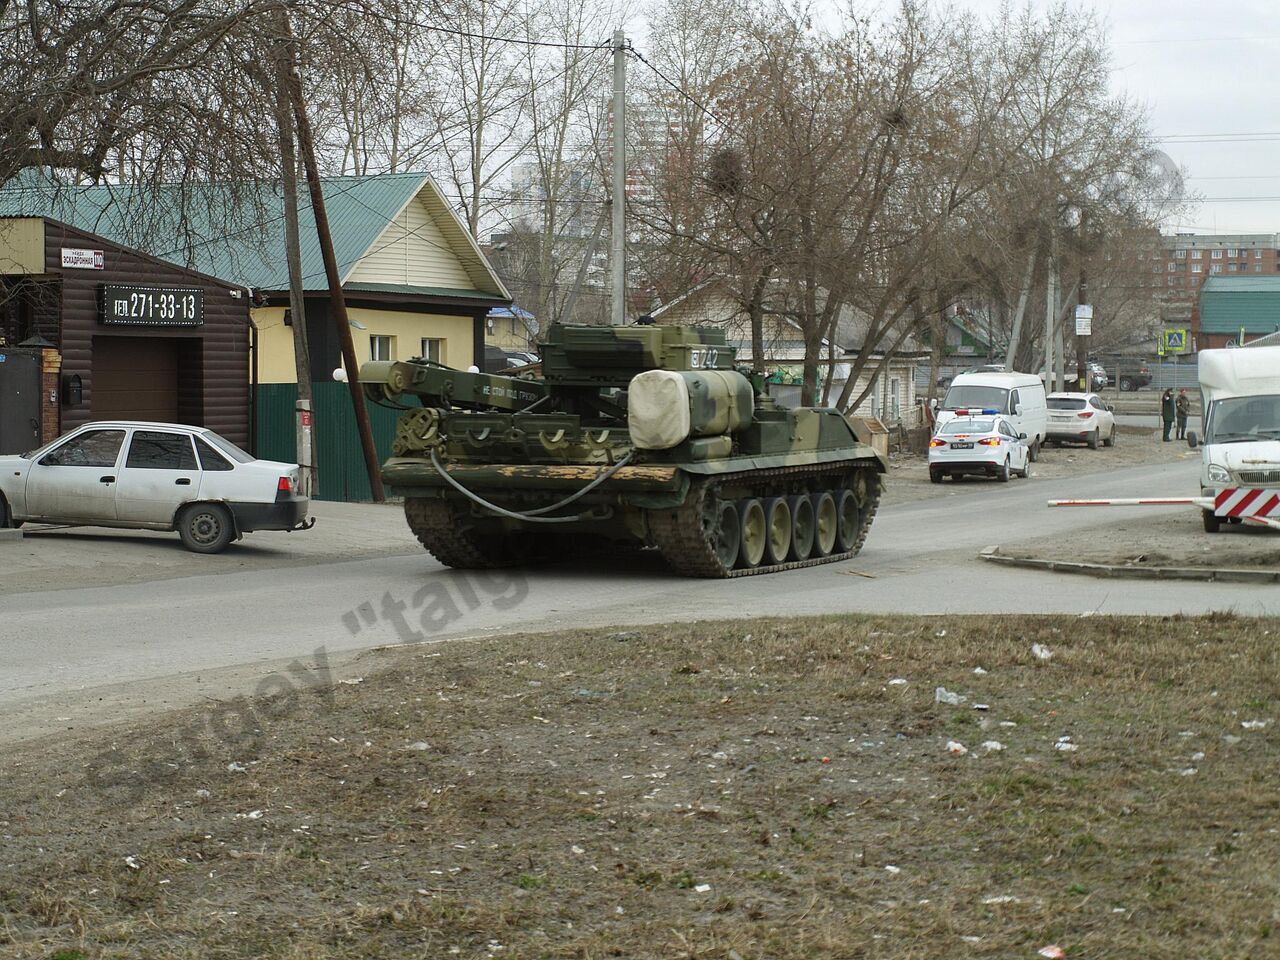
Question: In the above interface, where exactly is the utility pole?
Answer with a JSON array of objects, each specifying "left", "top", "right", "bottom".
[
  {"left": 609, "top": 29, "right": 627, "bottom": 327},
  {"left": 274, "top": 3, "right": 316, "bottom": 498},
  {"left": 1076, "top": 216, "right": 1089, "bottom": 392},
  {"left": 1044, "top": 233, "right": 1056, "bottom": 392},
  {"left": 283, "top": 25, "right": 385, "bottom": 502}
]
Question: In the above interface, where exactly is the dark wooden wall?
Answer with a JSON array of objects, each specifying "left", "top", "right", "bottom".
[{"left": 43, "top": 221, "right": 251, "bottom": 446}]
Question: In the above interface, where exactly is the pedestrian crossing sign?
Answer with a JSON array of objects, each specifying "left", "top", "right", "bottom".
[{"left": 1162, "top": 329, "right": 1188, "bottom": 353}]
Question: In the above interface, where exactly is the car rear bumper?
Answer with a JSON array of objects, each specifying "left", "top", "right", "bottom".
[
  {"left": 1046, "top": 423, "right": 1097, "bottom": 440},
  {"left": 929, "top": 454, "right": 1003, "bottom": 475},
  {"left": 229, "top": 498, "right": 311, "bottom": 532}
]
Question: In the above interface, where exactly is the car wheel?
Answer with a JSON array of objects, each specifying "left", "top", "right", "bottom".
[
  {"left": 1120, "top": 376, "right": 1134, "bottom": 392},
  {"left": 997, "top": 458, "right": 1010, "bottom": 483},
  {"left": 1028, "top": 439, "right": 1040, "bottom": 462},
  {"left": 929, "top": 468, "right": 943, "bottom": 484},
  {"left": 1019, "top": 458, "right": 1032, "bottom": 479},
  {"left": 1087, "top": 428, "right": 1099, "bottom": 450},
  {"left": 1103, "top": 424, "right": 1115, "bottom": 447},
  {"left": 1202, "top": 510, "right": 1221, "bottom": 534},
  {"left": 178, "top": 503, "right": 235, "bottom": 554}
]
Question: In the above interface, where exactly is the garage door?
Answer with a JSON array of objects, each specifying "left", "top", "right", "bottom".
[{"left": 92, "top": 337, "right": 179, "bottom": 423}]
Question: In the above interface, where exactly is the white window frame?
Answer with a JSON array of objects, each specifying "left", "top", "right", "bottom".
[
  {"left": 1191, "top": 249, "right": 1202, "bottom": 259},
  {"left": 1192, "top": 264, "right": 1202, "bottom": 274},
  {"left": 1211, "top": 265, "right": 1222, "bottom": 274},
  {"left": 420, "top": 338, "right": 444, "bottom": 363},
  {"left": 1212, "top": 250, "right": 1224, "bottom": 259},
  {"left": 1174, "top": 249, "right": 1187, "bottom": 259},
  {"left": 1227, "top": 248, "right": 1238, "bottom": 257},
  {"left": 1256, "top": 249, "right": 1264, "bottom": 259},
  {"left": 370, "top": 335, "right": 394, "bottom": 362},
  {"left": 1167, "top": 262, "right": 1176, "bottom": 272}
]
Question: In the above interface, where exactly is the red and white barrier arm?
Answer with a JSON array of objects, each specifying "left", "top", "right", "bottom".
[{"left": 1048, "top": 497, "right": 1212, "bottom": 508}]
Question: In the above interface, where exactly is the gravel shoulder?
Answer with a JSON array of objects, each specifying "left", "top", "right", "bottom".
[{"left": 882, "top": 425, "right": 1197, "bottom": 507}]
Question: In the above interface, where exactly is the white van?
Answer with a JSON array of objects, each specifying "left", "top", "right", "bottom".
[
  {"left": 935, "top": 372, "right": 1048, "bottom": 460},
  {"left": 1188, "top": 346, "right": 1280, "bottom": 532}
]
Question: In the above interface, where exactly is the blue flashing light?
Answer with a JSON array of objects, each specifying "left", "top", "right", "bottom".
[{"left": 981, "top": 407, "right": 1000, "bottom": 415}]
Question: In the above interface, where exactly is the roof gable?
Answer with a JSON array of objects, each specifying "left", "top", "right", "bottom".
[{"left": 0, "top": 171, "right": 508, "bottom": 299}]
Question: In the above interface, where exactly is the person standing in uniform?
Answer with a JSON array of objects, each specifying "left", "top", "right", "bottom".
[
  {"left": 1161, "top": 388, "right": 1175, "bottom": 442},
  {"left": 1175, "top": 388, "right": 1191, "bottom": 440}
]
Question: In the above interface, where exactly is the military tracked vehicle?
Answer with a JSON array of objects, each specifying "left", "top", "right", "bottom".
[{"left": 360, "top": 322, "right": 884, "bottom": 577}]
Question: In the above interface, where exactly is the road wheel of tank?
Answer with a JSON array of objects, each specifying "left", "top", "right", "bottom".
[
  {"left": 404, "top": 497, "right": 533, "bottom": 568},
  {"left": 997, "top": 458, "right": 1011, "bottom": 483},
  {"left": 788, "top": 494, "right": 816, "bottom": 560},
  {"left": 829, "top": 491, "right": 860, "bottom": 552},
  {"left": 738, "top": 498, "right": 767, "bottom": 568},
  {"left": 1087, "top": 428, "right": 1099, "bottom": 450},
  {"left": 1203, "top": 509, "right": 1221, "bottom": 534},
  {"left": 708, "top": 499, "right": 741, "bottom": 571},
  {"left": 1120, "top": 376, "right": 1134, "bottom": 392},
  {"left": 763, "top": 497, "right": 792, "bottom": 565},
  {"left": 1103, "top": 424, "right": 1116, "bottom": 447},
  {"left": 1028, "top": 439, "right": 1041, "bottom": 462},
  {"left": 819, "top": 490, "right": 843, "bottom": 555}
]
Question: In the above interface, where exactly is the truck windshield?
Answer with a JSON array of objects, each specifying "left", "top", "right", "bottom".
[
  {"left": 941, "top": 385, "right": 1010, "bottom": 412},
  {"left": 1206, "top": 394, "right": 1280, "bottom": 443}
]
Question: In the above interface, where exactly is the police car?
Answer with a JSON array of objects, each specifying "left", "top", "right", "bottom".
[{"left": 928, "top": 409, "right": 1032, "bottom": 484}]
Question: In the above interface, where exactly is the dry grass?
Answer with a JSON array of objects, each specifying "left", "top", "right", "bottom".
[{"left": 1, "top": 614, "right": 1279, "bottom": 958}]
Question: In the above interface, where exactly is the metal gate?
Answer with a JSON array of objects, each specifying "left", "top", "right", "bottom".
[{"left": 0, "top": 349, "right": 41, "bottom": 454}]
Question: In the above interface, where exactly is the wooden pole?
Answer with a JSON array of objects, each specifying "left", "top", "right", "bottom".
[
  {"left": 273, "top": 4, "right": 317, "bottom": 498},
  {"left": 281, "top": 23, "right": 384, "bottom": 502}
]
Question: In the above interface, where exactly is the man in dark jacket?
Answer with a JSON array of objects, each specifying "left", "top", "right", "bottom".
[
  {"left": 1175, "top": 388, "right": 1191, "bottom": 440},
  {"left": 1161, "top": 389, "right": 1175, "bottom": 442}
]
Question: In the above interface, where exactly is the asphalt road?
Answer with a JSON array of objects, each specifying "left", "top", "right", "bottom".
[{"left": 1, "top": 456, "right": 1276, "bottom": 739}]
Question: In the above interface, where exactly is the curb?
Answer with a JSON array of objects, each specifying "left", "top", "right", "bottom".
[
  {"left": 979, "top": 546, "right": 1280, "bottom": 584},
  {"left": 0, "top": 528, "right": 23, "bottom": 543}
]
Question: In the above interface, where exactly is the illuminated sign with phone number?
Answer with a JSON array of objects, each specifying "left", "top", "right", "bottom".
[{"left": 100, "top": 285, "right": 204, "bottom": 326}]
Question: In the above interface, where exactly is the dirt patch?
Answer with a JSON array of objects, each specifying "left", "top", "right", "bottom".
[
  {"left": 1, "top": 615, "right": 1278, "bottom": 958},
  {"left": 1006, "top": 508, "right": 1279, "bottom": 570},
  {"left": 882, "top": 426, "right": 1194, "bottom": 506}
]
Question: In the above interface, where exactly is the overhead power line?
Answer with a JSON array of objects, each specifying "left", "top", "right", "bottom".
[
  {"left": 328, "top": 0, "right": 612, "bottom": 50},
  {"left": 627, "top": 48, "right": 727, "bottom": 127}
]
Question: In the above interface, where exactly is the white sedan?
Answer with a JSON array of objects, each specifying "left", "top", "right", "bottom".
[
  {"left": 928, "top": 411, "right": 1031, "bottom": 483},
  {"left": 1046, "top": 392, "right": 1117, "bottom": 449},
  {"left": 0, "top": 421, "right": 311, "bottom": 553}
]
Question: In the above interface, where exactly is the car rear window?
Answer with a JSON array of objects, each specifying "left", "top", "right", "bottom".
[
  {"left": 194, "top": 437, "right": 234, "bottom": 471},
  {"left": 203, "top": 431, "right": 254, "bottom": 464},
  {"left": 1047, "top": 397, "right": 1086, "bottom": 410},
  {"left": 941, "top": 419, "right": 994, "bottom": 434}
]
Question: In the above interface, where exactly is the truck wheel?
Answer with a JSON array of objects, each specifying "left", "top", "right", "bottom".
[
  {"left": 178, "top": 503, "right": 235, "bottom": 554},
  {"left": 1202, "top": 510, "right": 1221, "bottom": 534}
]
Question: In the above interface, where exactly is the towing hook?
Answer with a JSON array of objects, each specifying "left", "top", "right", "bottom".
[{"left": 293, "top": 517, "right": 317, "bottom": 532}]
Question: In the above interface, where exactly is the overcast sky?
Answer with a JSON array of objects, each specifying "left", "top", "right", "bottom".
[{"left": 951, "top": 0, "right": 1280, "bottom": 236}]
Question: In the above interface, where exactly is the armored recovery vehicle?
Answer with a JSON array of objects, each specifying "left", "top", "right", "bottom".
[{"left": 360, "top": 322, "right": 885, "bottom": 577}]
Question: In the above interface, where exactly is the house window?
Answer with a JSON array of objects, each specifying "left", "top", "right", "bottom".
[
  {"left": 1191, "top": 249, "right": 1202, "bottom": 259},
  {"left": 420, "top": 338, "right": 443, "bottom": 363},
  {"left": 1211, "top": 266, "right": 1222, "bottom": 274},
  {"left": 1229, "top": 263, "right": 1239, "bottom": 272},
  {"left": 1256, "top": 263, "right": 1263, "bottom": 272},
  {"left": 1167, "top": 262, "right": 1176, "bottom": 271},
  {"left": 1174, "top": 249, "right": 1187, "bottom": 259},
  {"left": 1227, "top": 248, "right": 1238, "bottom": 257},
  {"left": 370, "top": 335, "right": 394, "bottom": 361},
  {"left": 889, "top": 377, "right": 901, "bottom": 420},
  {"left": 1256, "top": 249, "right": 1263, "bottom": 259},
  {"left": 1212, "top": 250, "right": 1223, "bottom": 259},
  {"left": 1192, "top": 264, "right": 1202, "bottom": 274}
]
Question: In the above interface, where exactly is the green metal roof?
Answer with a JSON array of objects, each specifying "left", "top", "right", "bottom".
[
  {"left": 0, "top": 171, "right": 506, "bottom": 299},
  {"left": 1199, "top": 275, "right": 1280, "bottom": 334}
]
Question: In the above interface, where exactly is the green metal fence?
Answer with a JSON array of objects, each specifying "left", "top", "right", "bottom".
[{"left": 254, "top": 382, "right": 407, "bottom": 502}]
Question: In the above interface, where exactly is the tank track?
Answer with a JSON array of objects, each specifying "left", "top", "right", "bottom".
[
  {"left": 404, "top": 497, "right": 526, "bottom": 568},
  {"left": 646, "top": 462, "right": 881, "bottom": 578}
]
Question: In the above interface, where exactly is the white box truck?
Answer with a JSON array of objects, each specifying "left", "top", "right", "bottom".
[{"left": 1189, "top": 346, "right": 1280, "bottom": 532}]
